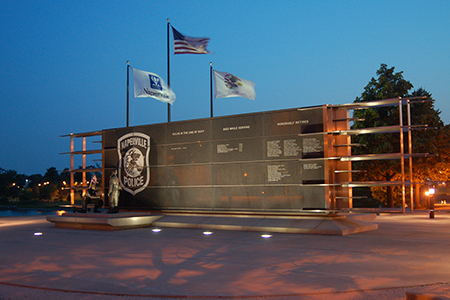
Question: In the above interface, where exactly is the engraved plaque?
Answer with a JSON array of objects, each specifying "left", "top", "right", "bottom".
[
  {"left": 302, "top": 135, "right": 324, "bottom": 159},
  {"left": 167, "top": 119, "right": 211, "bottom": 144},
  {"left": 266, "top": 136, "right": 301, "bottom": 159},
  {"left": 264, "top": 110, "right": 303, "bottom": 136},
  {"left": 301, "top": 159, "right": 325, "bottom": 184},
  {"left": 212, "top": 138, "right": 263, "bottom": 163},
  {"left": 213, "top": 114, "right": 263, "bottom": 140},
  {"left": 167, "top": 142, "right": 210, "bottom": 165},
  {"left": 265, "top": 161, "right": 300, "bottom": 184}
]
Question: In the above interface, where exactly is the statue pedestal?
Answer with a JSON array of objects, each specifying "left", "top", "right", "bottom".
[
  {"left": 47, "top": 212, "right": 163, "bottom": 231},
  {"left": 47, "top": 211, "right": 377, "bottom": 235}
]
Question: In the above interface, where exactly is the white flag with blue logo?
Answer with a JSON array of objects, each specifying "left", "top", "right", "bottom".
[
  {"left": 132, "top": 68, "right": 176, "bottom": 105},
  {"left": 213, "top": 70, "right": 255, "bottom": 100}
]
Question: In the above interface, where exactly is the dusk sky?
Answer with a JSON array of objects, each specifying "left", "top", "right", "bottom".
[{"left": 1, "top": 0, "right": 449, "bottom": 176}]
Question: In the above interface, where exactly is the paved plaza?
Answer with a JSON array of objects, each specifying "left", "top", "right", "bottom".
[{"left": 1, "top": 211, "right": 450, "bottom": 299}]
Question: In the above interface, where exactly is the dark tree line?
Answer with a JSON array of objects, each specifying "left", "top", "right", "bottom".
[{"left": 0, "top": 166, "right": 101, "bottom": 205}]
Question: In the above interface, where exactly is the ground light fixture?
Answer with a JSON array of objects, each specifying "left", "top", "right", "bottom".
[
  {"left": 34, "top": 232, "right": 43, "bottom": 236},
  {"left": 261, "top": 234, "right": 272, "bottom": 238},
  {"left": 203, "top": 231, "right": 213, "bottom": 235},
  {"left": 152, "top": 228, "right": 162, "bottom": 233}
]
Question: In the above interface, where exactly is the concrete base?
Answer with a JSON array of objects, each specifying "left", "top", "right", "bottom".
[
  {"left": 46, "top": 212, "right": 163, "bottom": 231},
  {"left": 47, "top": 211, "right": 377, "bottom": 235},
  {"left": 152, "top": 212, "right": 378, "bottom": 236}
]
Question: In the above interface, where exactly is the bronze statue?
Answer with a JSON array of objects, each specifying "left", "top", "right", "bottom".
[
  {"left": 81, "top": 175, "right": 103, "bottom": 213},
  {"left": 108, "top": 170, "right": 121, "bottom": 213}
]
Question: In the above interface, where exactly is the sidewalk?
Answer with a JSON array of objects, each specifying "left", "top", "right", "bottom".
[{"left": 1, "top": 212, "right": 450, "bottom": 299}]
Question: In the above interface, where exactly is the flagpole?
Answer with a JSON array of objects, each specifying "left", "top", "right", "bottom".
[
  {"left": 167, "top": 18, "right": 171, "bottom": 123},
  {"left": 210, "top": 62, "right": 213, "bottom": 118},
  {"left": 126, "top": 61, "right": 130, "bottom": 127}
]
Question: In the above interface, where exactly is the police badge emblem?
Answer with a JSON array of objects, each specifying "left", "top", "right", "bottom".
[{"left": 117, "top": 132, "right": 150, "bottom": 195}]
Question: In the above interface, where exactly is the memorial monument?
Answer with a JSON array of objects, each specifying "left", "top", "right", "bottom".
[
  {"left": 62, "top": 98, "right": 425, "bottom": 215},
  {"left": 55, "top": 98, "right": 429, "bottom": 233},
  {"left": 101, "top": 105, "right": 352, "bottom": 211}
]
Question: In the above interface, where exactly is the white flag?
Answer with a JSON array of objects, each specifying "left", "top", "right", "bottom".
[
  {"left": 213, "top": 70, "right": 255, "bottom": 100},
  {"left": 132, "top": 68, "right": 175, "bottom": 105}
]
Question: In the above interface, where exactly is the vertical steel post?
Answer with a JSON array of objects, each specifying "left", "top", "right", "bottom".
[
  {"left": 407, "top": 99, "right": 414, "bottom": 211},
  {"left": 399, "top": 98, "right": 406, "bottom": 213}
]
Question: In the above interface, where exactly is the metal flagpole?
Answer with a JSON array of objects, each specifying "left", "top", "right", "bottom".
[
  {"left": 167, "top": 19, "right": 171, "bottom": 123},
  {"left": 126, "top": 61, "right": 130, "bottom": 127},
  {"left": 210, "top": 62, "right": 213, "bottom": 118}
]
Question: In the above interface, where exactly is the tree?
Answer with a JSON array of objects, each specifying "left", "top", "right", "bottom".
[
  {"left": 44, "top": 167, "right": 60, "bottom": 183},
  {"left": 42, "top": 167, "right": 64, "bottom": 201},
  {"left": 27, "top": 174, "right": 44, "bottom": 200},
  {"left": 351, "top": 64, "right": 445, "bottom": 207},
  {"left": 0, "top": 168, "right": 25, "bottom": 199}
]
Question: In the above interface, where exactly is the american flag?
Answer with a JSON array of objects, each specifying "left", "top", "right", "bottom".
[{"left": 172, "top": 26, "right": 210, "bottom": 55}]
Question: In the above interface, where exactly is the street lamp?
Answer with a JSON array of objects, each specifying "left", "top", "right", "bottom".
[{"left": 426, "top": 187, "right": 435, "bottom": 218}]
